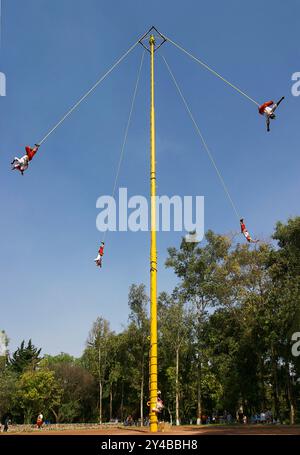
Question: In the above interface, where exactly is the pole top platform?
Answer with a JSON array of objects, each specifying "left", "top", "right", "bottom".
[{"left": 139, "top": 26, "right": 166, "bottom": 52}]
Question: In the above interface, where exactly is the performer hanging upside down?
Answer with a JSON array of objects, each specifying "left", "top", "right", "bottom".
[
  {"left": 240, "top": 219, "right": 259, "bottom": 243},
  {"left": 11, "top": 144, "right": 40, "bottom": 175},
  {"left": 152, "top": 391, "right": 164, "bottom": 414},
  {"left": 94, "top": 241, "right": 105, "bottom": 267},
  {"left": 258, "top": 97, "right": 284, "bottom": 132}
]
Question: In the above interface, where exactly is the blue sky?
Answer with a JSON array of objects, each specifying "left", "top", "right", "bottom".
[{"left": 0, "top": 0, "right": 299, "bottom": 357}]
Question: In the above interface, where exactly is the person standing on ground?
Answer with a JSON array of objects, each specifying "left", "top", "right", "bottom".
[
  {"left": 3, "top": 416, "right": 10, "bottom": 432},
  {"left": 36, "top": 412, "right": 43, "bottom": 429}
]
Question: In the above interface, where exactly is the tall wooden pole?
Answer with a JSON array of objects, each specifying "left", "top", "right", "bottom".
[{"left": 149, "top": 33, "right": 158, "bottom": 433}]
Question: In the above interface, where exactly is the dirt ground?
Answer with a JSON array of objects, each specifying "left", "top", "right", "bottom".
[{"left": 3, "top": 424, "right": 300, "bottom": 436}]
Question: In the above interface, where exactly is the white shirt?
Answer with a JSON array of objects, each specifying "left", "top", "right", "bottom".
[{"left": 264, "top": 106, "right": 273, "bottom": 117}]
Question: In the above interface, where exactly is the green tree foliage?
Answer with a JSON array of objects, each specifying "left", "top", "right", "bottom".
[
  {"left": 15, "top": 369, "right": 63, "bottom": 423},
  {"left": 0, "top": 369, "right": 18, "bottom": 422},
  {"left": 9, "top": 340, "right": 41, "bottom": 373},
  {"left": 127, "top": 284, "right": 149, "bottom": 425},
  {"left": 158, "top": 291, "right": 192, "bottom": 425},
  {"left": 166, "top": 232, "right": 230, "bottom": 423},
  {"left": 0, "top": 330, "right": 9, "bottom": 371},
  {"left": 42, "top": 354, "right": 97, "bottom": 423},
  {"left": 82, "top": 317, "right": 114, "bottom": 424},
  {"left": 1, "top": 218, "right": 300, "bottom": 425}
]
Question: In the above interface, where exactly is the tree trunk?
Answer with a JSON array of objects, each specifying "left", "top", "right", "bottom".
[
  {"left": 197, "top": 357, "right": 202, "bottom": 425},
  {"left": 259, "top": 356, "right": 266, "bottom": 410},
  {"left": 286, "top": 363, "right": 295, "bottom": 425},
  {"left": 24, "top": 409, "right": 32, "bottom": 424},
  {"left": 99, "top": 380, "right": 103, "bottom": 424},
  {"left": 98, "top": 345, "right": 102, "bottom": 424},
  {"left": 109, "top": 384, "right": 113, "bottom": 421},
  {"left": 120, "top": 380, "right": 124, "bottom": 421},
  {"left": 271, "top": 346, "right": 280, "bottom": 421},
  {"left": 168, "top": 407, "right": 173, "bottom": 426},
  {"left": 175, "top": 347, "right": 180, "bottom": 426},
  {"left": 140, "top": 373, "right": 144, "bottom": 426},
  {"left": 290, "top": 401, "right": 295, "bottom": 425},
  {"left": 51, "top": 408, "right": 59, "bottom": 423}
]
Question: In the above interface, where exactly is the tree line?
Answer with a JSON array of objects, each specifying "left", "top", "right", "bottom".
[{"left": 1, "top": 217, "right": 300, "bottom": 425}]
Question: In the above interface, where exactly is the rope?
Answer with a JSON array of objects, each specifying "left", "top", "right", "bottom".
[
  {"left": 37, "top": 40, "right": 140, "bottom": 146},
  {"left": 161, "top": 54, "right": 241, "bottom": 221},
  {"left": 162, "top": 34, "right": 260, "bottom": 107},
  {"left": 103, "top": 50, "right": 145, "bottom": 242}
]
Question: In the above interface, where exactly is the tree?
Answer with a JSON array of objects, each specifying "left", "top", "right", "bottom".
[
  {"left": 10, "top": 340, "right": 41, "bottom": 374},
  {"left": 105, "top": 335, "right": 124, "bottom": 422},
  {"left": 158, "top": 292, "right": 191, "bottom": 425},
  {"left": 1, "top": 218, "right": 298, "bottom": 426},
  {"left": 82, "top": 317, "right": 113, "bottom": 424},
  {"left": 0, "top": 330, "right": 9, "bottom": 371},
  {"left": 43, "top": 354, "right": 97, "bottom": 423},
  {"left": 42, "top": 353, "right": 76, "bottom": 367},
  {"left": 127, "top": 284, "right": 149, "bottom": 426},
  {"left": 266, "top": 217, "right": 300, "bottom": 423},
  {"left": 107, "top": 330, "right": 137, "bottom": 421},
  {"left": 166, "top": 232, "right": 230, "bottom": 423},
  {"left": 15, "top": 368, "right": 62, "bottom": 423},
  {"left": 0, "top": 369, "right": 18, "bottom": 423}
]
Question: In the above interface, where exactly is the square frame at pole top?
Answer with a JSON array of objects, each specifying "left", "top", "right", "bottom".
[{"left": 139, "top": 26, "right": 167, "bottom": 52}]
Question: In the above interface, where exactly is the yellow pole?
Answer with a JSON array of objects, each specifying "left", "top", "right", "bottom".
[{"left": 149, "top": 34, "right": 158, "bottom": 433}]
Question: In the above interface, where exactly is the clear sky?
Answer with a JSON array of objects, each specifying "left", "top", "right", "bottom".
[{"left": 0, "top": 0, "right": 299, "bottom": 357}]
